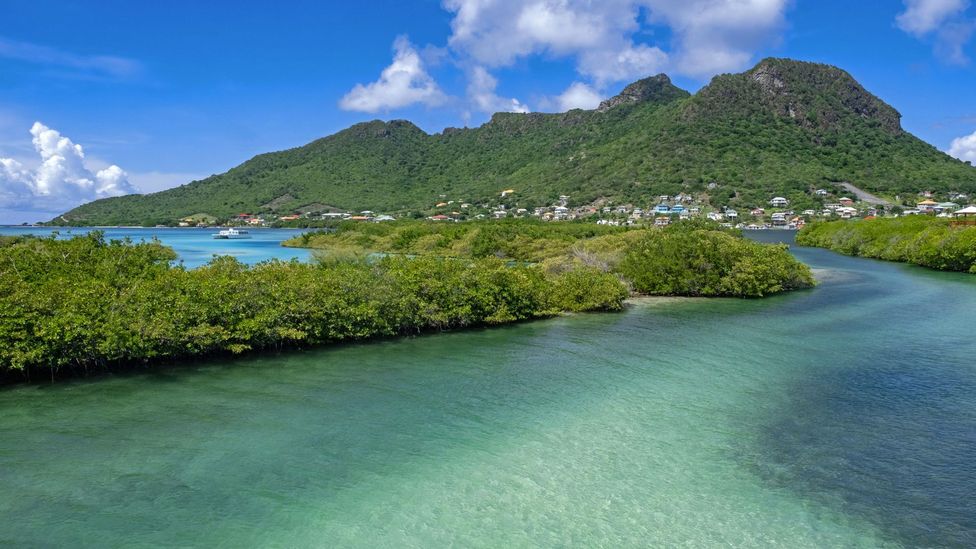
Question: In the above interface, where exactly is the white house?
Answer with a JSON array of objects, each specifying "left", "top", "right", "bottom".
[{"left": 769, "top": 197, "right": 789, "bottom": 207}]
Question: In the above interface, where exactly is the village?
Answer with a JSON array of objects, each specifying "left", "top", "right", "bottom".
[{"left": 177, "top": 186, "right": 975, "bottom": 230}]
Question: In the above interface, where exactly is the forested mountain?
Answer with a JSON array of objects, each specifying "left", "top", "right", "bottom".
[{"left": 59, "top": 58, "right": 976, "bottom": 225}]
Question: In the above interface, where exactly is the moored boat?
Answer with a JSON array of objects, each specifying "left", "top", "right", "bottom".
[{"left": 212, "top": 228, "right": 252, "bottom": 239}]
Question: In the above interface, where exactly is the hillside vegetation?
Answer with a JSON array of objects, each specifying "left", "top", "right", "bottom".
[
  {"left": 797, "top": 217, "right": 976, "bottom": 273},
  {"left": 59, "top": 58, "right": 976, "bottom": 226}
]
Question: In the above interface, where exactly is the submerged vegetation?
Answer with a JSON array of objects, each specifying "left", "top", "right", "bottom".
[
  {"left": 0, "top": 222, "right": 813, "bottom": 381},
  {"left": 797, "top": 217, "right": 976, "bottom": 273}
]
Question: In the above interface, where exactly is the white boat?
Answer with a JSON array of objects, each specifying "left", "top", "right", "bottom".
[{"left": 212, "top": 228, "right": 252, "bottom": 239}]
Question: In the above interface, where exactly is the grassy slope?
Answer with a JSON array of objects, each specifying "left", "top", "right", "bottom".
[{"left": 60, "top": 59, "right": 976, "bottom": 226}]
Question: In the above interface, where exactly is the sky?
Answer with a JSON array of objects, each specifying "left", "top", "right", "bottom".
[{"left": 1, "top": 0, "right": 975, "bottom": 223}]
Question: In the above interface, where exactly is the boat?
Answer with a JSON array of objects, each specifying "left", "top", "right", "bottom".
[{"left": 212, "top": 228, "right": 252, "bottom": 239}]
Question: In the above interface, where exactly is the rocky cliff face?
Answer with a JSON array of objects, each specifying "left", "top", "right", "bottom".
[
  {"left": 597, "top": 74, "right": 690, "bottom": 112},
  {"left": 749, "top": 58, "right": 902, "bottom": 133}
]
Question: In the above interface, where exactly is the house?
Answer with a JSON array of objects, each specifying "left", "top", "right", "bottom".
[
  {"left": 725, "top": 209, "right": 739, "bottom": 219},
  {"left": 770, "top": 212, "right": 788, "bottom": 226},
  {"left": 671, "top": 204, "right": 686, "bottom": 214},
  {"left": 654, "top": 216, "right": 671, "bottom": 227},
  {"left": 501, "top": 189, "right": 516, "bottom": 198},
  {"left": 750, "top": 208, "right": 766, "bottom": 217},
  {"left": 321, "top": 212, "right": 350, "bottom": 220},
  {"left": 802, "top": 209, "right": 817, "bottom": 216},
  {"left": 554, "top": 206, "right": 570, "bottom": 220},
  {"left": 374, "top": 215, "right": 395, "bottom": 222},
  {"left": 658, "top": 195, "right": 670, "bottom": 203},
  {"left": 654, "top": 204, "right": 670, "bottom": 214},
  {"left": 429, "top": 214, "right": 450, "bottom": 221},
  {"left": 838, "top": 197, "right": 854, "bottom": 207},
  {"left": 952, "top": 205, "right": 976, "bottom": 227},
  {"left": 917, "top": 199, "right": 938, "bottom": 212},
  {"left": 769, "top": 197, "right": 789, "bottom": 207},
  {"left": 837, "top": 207, "right": 858, "bottom": 219},
  {"left": 815, "top": 189, "right": 829, "bottom": 196},
  {"left": 707, "top": 211, "right": 724, "bottom": 221},
  {"left": 493, "top": 210, "right": 508, "bottom": 219},
  {"left": 279, "top": 215, "right": 301, "bottom": 222},
  {"left": 349, "top": 216, "right": 371, "bottom": 221},
  {"left": 436, "top": 202, "right": 448, "bottom": 208}
]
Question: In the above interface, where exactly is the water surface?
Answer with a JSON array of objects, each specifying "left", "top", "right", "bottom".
[
  {"left": 0, "top": 235, "right": 974, "bottom": 547},
  {"left": 0, "top": 226, "right": 310, "bottom": 267}
]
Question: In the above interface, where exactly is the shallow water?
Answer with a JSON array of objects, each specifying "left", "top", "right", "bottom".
[
  {"left": 0, "top": 226, "right": 310, "bottom": 267},
  {"left": 1, "top": 234, "right": 974, "bottom": 547}
]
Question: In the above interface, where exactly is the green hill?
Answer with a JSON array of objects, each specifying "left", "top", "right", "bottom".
[{"left": 58, "top": 58, "right": 976, "bottom": 226}]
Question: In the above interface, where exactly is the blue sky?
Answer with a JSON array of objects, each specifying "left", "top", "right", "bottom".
[{"left": 1, "top": 0, "right": 975, "bottom": 223}]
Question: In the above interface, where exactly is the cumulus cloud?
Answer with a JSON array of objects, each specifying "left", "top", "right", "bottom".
[
  {"left": 0, "top": 122, "right": 137, "bottom": 212},
  {"left": 896, "top": 0, "right": 974, "bottom": 64},
  {"left": 897, "top": 0, "right": 969, "bottom": 34},
  {"left": 443, "top": 0, "right": 787, "bottom": 82},
  {"left": 551, "top": 82, "right": 604, "bottom": 111},
  {"left": 643, "top": 0, "right": 789, "bottom": 78},
  {"left": 339, "top": 36, "right": 448, "bottom": 113},
  {"left": 949, "top": 129, "right": 976, "bottom": 162},
  {"left": 467, "top": 66, "right": 530, "bottom": 113}
]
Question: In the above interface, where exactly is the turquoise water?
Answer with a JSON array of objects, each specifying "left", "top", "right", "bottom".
[
  {"left": 0, "top": 226, "right": 310, "bottom": 267},
  {"left": 1, "top": 236, "right": 975, "bottom": 546}
]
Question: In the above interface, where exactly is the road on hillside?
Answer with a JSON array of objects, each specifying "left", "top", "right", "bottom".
[{"left": 839, "top": 183, "right": 892, "bottom": 206}]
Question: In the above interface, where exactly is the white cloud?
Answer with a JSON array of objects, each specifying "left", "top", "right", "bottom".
[
  {"left": 0, "top": 122, "right": 137, "bottom": 212},
  {"left": 949, "top": 129, "right": 976, "bottom": 162},
  {"left": 443, "top": 0, "right": 787, "bottom": 82},
  {"left": 896, "top": 0, "right": 974, "bottom": 64},
  {"left": 552, "top": 82, "right": 604, "bottom": 111},
  {"left": 467, "top": 66, "right": 530, "bottom": 113},
  {"left": 0, "top": 36, "right": 142, "bottom": 79},
  {"left": 339, "top": 36, "right": 448, "bottom": 113},
  {"left": 642, "top": 0, "right": 789, "bottom": 78},
  {"left": 897, "top": 0, "right": 969, "bottom": 34}
]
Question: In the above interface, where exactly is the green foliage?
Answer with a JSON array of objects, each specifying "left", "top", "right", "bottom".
[
  {"left": 797, "top": 217, "right": 976, "bottom": 273},
  {"left": 0, "top": 234, "right": 629, "bottom": 379},
  {"left": 57, "top": 59, "right": 976, "bottom": 226},
  {"left": 618, "top": 224, "right": 816, "bottom": 297},
  {"left": 291, "top": 219, "right": 815, "bottom": 299}
]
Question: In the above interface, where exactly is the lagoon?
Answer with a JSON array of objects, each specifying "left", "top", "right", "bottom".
[
  {"left": 0, "top": 235, "right": 974, "bottom": 546},
  {"left": 0, "top": 226, "right": 311, "bottom": 268}
]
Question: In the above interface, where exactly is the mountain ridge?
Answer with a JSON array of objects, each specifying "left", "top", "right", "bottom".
[{"left": 58, "top": 58, "right": 976, "bottom": 225}]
